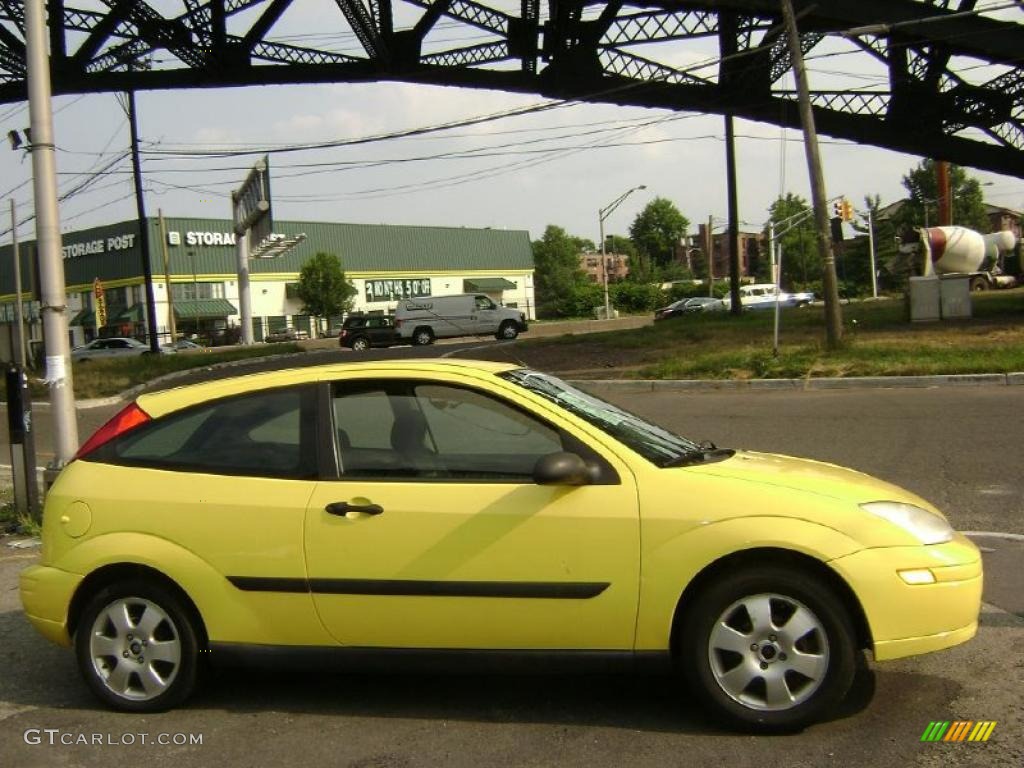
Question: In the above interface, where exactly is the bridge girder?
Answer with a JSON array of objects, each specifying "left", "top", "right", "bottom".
[{"left": 0, "top": 0, "right": 1021, "bottom": 176}]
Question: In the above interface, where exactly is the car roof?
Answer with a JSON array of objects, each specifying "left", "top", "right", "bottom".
[{"left": 136, "top": 359, "right": 521, "bottom": 418}]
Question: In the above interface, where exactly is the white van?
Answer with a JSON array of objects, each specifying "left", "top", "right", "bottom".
[{"left": 394, "top": 294, "right": 528, "bottom": 346}]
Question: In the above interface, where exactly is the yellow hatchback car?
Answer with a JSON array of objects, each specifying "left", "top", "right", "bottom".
[{"left": 21, "top": 360, "right": 982, "bottom": 731}]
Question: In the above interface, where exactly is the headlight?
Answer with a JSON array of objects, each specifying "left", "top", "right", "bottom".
[{"left": 859, "top": 501, "right": 953, "bottom": 545}]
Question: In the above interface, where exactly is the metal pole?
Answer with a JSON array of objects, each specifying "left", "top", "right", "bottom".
[
  {"left": 780, "top": 0, "right": 843, "bottom": 348},
  {"left": 706, "top": 214, "right": 714, "bottom": 296},
  {"left": 158, "top": 210, "right": 177, "bottom": 342},
  {"left": 236, "top": 232, "right": 254, "bottom": 344},
  {"left": 773, "top": 243, "right": 784, "bottom": 356},
  {"left": 127, "top": 91, "right": 160, "bottom": 352},
  {"left": 599, "top": 213, "right": 609, "bottom": 319},
  {"left": 725, "top": 114, "right": 742, "bottom": 315},
  {"left": 10, "top": 199, "right": 26, "bottom": 367},
  {"left": 867, "top": 209, "right": 878, "bottom": 299},
  {"left": 25, "top": 0, "right": 78, "bottom": 465},
  {"left": 768, "top": 221, "right": 776, "bottom": 284}
]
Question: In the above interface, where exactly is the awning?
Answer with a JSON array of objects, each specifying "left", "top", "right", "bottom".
[
  {"left": 113, "top": 304, "right": 145, "bottom": 323},
  {"left": 69, "top": 308, "right": 95, "bottom": 326},
  {"left": 463, "top": 277, "right": 516, "bottom": 292},
  {"left": 173, "top": 299, "right": 238, "bottom": 320}
]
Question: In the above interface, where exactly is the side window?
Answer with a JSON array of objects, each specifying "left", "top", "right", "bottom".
[
  {"left": 99, "top": 387, "right": 316, "bottom": 479},
  {"left": 475, "top": 295, "right": 496, "bottom": 310},
  {"left": 332, "top": 385, "right": 402, "bottom": 477},
  {"left": 415, "top": 384, "right": 562, "bottom": 479},
  {"left": 331, "top": 381, "right": 564, "bottom": 481}
]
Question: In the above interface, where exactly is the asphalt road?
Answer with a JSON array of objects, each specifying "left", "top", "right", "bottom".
[{"left": 1, "top": 356, "right": 1022, "bottom": 767}]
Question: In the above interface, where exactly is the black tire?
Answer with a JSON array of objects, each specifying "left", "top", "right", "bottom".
[
  {"left": 412, "top": 327, "right": 434, "bottom": 346},
  {"left": 350, "top": 336, "right": 370, "bottom": 351},
  {"left": 678, "top": 564, "right": 857, "bottom": 733},
  {"left": 75, "top": 580, "right": 200, "bottom": 712},
  {"left": 969, "top": 277, "right": 989, "bottom": 291},
  {"left": 496, "top": 321, "right": 520, "bottom": 340}
]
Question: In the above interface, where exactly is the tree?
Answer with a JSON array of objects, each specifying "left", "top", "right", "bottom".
[
  {"left": 765, "top": 193, "right": 817, "bottom": 288},
  {"left": 603, "top": 234, "right": 636, "bottom": 258},
  {"left": 295, "top": 252, "right": 357, "bottom": 321},
  {"left": 629, "top": 197, "right": 689, "bottom": 268},
  {"left": 532, "top": 225, "right": 589, "bottom": 317},
  {"left": 895, "top": 159, "right": 989, "bottom": 233}
]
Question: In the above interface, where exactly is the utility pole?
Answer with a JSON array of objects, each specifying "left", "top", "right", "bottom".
[
  {"left": 25, "top": 0, "right": 78, "bottom": 464},
  {"left": 780, "top": 0, "right": 843, "bottom": 348},
  {"left": 724, "top": 115, "right": 742, "bottom": 315},
  {"left": 9, "top": 199, "right": 26, "bottom": 367},
  {"left": 127, "top": 91, "right": 161, "bottom": 352}
]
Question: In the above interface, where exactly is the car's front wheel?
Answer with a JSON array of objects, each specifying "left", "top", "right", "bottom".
[
  {"left": 75, "top": 580, "right": 200, "bottom": 712},
  {"left": 351, "top": 336, "right": 370, "bottom": 351},
  {"left": 678, "top": 564, "right": 857, "bottom": 732}
]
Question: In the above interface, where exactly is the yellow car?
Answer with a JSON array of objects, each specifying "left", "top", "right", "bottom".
[{"left": 20, "top": 360, "right": 982, "bottom": 731}]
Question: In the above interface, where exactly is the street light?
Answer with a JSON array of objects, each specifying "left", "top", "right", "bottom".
[{"left": 598, "top": 185, "right": 646, "bottom": 319}]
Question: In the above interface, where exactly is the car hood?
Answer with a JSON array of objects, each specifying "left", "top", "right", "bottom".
[{"left": 687, "top": 450, "right": 939, "bottom": 512}]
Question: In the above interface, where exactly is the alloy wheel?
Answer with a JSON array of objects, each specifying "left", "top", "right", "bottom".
[{"left": 88, "top": 597, "right": 182, "bottom": 702}]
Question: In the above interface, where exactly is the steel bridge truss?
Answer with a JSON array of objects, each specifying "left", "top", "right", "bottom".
[{"left": 1, "top": 0, "right": 1022, "bottom": 175}]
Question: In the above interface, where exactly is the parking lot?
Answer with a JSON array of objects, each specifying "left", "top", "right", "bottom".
[{"left": 1, "top": 382, "right": 1021, "bottom": 767}]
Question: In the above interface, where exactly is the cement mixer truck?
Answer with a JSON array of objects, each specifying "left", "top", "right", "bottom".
[{"left": 912, "top": 226, "right": 1019, "bottom": 290}]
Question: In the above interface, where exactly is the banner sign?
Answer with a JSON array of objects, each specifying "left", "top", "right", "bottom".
[
  {"left": 93, "top": 278, "right": 107, "bottom": 327},
  {"left": 364, "top": 278, "right": 432, "bottom": 302}
]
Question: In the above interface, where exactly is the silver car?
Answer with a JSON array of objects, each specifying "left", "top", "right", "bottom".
[{"left": 71, "top": 337, "right": 154, "bottom": 362}]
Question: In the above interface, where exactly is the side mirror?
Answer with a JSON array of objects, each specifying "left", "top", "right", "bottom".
[{"left": 533, "top": 452, "right": 591, "bottom": 486}]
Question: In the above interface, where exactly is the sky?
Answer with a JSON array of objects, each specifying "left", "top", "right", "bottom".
[{"left": 1, "top": 1, "right": 1022, "bottom": 250}]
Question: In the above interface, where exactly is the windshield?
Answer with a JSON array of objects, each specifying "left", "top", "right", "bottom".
[{"left": 499, "top": 369, "right": 701, "bottom": 466}]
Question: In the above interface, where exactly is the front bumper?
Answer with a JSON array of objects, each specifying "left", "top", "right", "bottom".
[
  {"left": 19, "top": 564, "right": 81, "bottom": 647},
  {"left": 829, "top": 533, "right": 982, "bottom": 661}
]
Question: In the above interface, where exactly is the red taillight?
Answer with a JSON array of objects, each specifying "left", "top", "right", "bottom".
[{"left": 74, "top": 402, "right": 151, "bottom": 460}]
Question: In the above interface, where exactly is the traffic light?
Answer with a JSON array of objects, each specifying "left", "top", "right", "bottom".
[
  {"left": 832, "top": 200, "right": 842, "bottom": 219},
  {"left": 841, "top": 198, "right": 854, "bottom": 222}
]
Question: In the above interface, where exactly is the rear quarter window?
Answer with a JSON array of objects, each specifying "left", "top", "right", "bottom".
[{"left": 91, "top": 386, "right": 318, "bottom": 479}]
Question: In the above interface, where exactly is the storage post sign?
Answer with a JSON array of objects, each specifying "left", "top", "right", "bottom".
[{"left": 93, "top": 278, "right": 107, "bottom": 328}]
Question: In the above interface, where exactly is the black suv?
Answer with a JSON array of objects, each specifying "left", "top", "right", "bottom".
[{"left": 338, "top": 314, "right": 400, "bottom": 351}]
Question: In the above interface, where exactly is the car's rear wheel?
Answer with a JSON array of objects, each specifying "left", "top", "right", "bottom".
[
  {"left": 412, "top": 327, "right": 434, "bottom": 346},
  {"left": 678, "top": 565, "right": 857, "bottom": 732},
  {"left": 75, "top": 581, "right": 200, "bottom": 712},
  {"left": 351, "top": 336, "right": 370, "bottom": 351},
  {"left": 496, "top": 321, "right": 519, "bottom": 340}
]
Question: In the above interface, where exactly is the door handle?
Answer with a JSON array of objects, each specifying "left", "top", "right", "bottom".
[{"left": 325, "top": 501, "right": 384, "bottom": 517}]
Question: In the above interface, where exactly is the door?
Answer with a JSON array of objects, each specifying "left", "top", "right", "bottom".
[
  {"left": 305, "top": 377, "right": 640, "bottom": 651},
  {"left": 472, "top": 294, "right": 500, "bottom": 333}
]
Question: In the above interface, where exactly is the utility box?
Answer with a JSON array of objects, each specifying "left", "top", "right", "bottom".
[
  {"left": 940, "top": 275, "right": 972, "bottom": 319},
  {"left": 909, "top": 277, "right": 941, "bottom": 322}
]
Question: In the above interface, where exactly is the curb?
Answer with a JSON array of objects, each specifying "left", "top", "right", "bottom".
[{"left": 570, "top": 372, "right": 1020, "bottom": 393}]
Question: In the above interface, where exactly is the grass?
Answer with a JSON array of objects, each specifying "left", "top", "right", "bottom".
[
  {"left": 515, "top": 289, "right": 1024, "bottom": 380},
  {"left": 0, "top": 487, "right": 41, "bottom": 537},
  {"left": 29, "top": 343, "right": 304, "bottom": 400}
]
